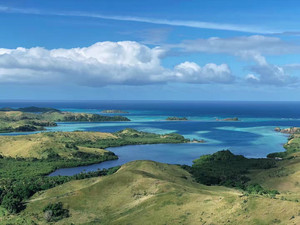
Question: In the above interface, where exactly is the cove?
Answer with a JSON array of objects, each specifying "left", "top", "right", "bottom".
[{"left": 49, "top": 127, "right": 288, "bottom": 176}]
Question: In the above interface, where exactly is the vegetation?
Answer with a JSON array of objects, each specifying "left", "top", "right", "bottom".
[
  {"left": 185, "top": 150, "right": 275, "bottom": 187},
  {"left": 268, "top": 132, "right": 300, "bottom": 158},
  {"left": 0, "top": 154, "right": 120, "bottom": 214},
  {"left": 0, "top": 106, "right": 60, "bottom": 113},
  {"left": 43, "top": 202, "right": 69, "bottom": 222},
  {"left": 2, "top": 160, "right": 299, "bottom": 225},
  {"left": 0, "top": 128, "right": 188, "bottom": 215},
  {"left": 42, "top": 111, "right": 130, "bottom": 122},
  {"left": 1, "top": 126, "right": 300, "bottom": 224},
  {"left": 0, "top": 129, "right": 188, "bottom": 159},
  {"left": 0, "top": 109, "right": 130, "bottom": 133}
]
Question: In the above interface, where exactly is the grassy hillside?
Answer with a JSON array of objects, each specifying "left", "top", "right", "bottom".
[
  {"left": 0, "top": 131, "right": 116, "bottom": 159},
  {"left": 1, "top": 128, "right": 300, "bottom": 224},
  {"left": 250, "top": 133, "right": 300, "bottom": 204},
  {"left": 0, "top": 129, "right": 189, "bottom": 216},
  {"left": 0, "top": 128, "right": 188, "bottom": 159},
  {"left": 2, "top": 160, "right": 299, "bottom": 225}
]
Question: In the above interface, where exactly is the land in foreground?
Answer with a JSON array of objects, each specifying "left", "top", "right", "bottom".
[{"left": 0, "top": 128, "right": 299, "bottom": 224}]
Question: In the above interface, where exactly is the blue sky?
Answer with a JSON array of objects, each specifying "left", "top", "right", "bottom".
[{"left": 0, "top": 0, "right": 300, "bottom": 100}]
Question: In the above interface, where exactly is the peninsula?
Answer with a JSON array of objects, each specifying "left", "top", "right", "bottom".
[{"left": 0, "top": 109, "right": 130, "bottom": 133}]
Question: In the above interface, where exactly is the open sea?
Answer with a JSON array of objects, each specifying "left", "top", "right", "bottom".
[{"left": 1, "top": 100, "right": 300, "bottom": 176}]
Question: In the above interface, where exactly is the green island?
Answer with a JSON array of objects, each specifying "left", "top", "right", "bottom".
[
  {"left": 166, "top": 116, "right": 188, "bottom": 121},
  {"left": 0, "top": 107, "right": 61, "bottom": 113},
  {"left": 101, "top": 110, "right": 129, "bottom": 113},
  {"left": 0, "top": 127, "right": 300, "bottom": 224},
  {"left": 0, "top": 109, "right": 130, "bottom": 133}
]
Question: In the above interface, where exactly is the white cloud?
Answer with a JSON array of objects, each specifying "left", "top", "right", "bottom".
[
  {"left": 0, "top": 41, "right": 233, "bottom": 86},
  {"left": 174, "top": 35, "right": 300, "bottom": 86},
  {"left": 245, "top": 55, "right": 298, "bottom": 86},
  {"left": 174, "top": 62, "right": 234, "bottom": 83}
]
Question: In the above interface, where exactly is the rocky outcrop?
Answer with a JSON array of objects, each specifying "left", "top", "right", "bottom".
[
  {"left": 216, "top": 117, "right": 239, "bottom": 121},
  {"left": 274, "top": 127, "right": 300, "bottom": 134}
]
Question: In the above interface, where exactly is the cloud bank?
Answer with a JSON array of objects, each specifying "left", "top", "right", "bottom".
[
  {"left": 0, "top": 41, "right": 233, "bottom": 86},
  {"left": 175, "top": 35, "right": 300, "bottom": 86}
]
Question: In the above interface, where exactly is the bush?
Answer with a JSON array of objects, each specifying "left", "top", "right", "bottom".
[
  {"left": 183, "top": 150, "right": 276, "bottom": 188},
  {"left": 43, "top": 202, "right": 69, "bottom": 222},
  {"left": 1, "top": 194, "right": 24, "bottom": 213}
]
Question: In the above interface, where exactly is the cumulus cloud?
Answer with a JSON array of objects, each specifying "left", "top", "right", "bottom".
[
  {"left": 174, "top": 62, "right": 234, "bottom": 83},
  {"left": 173, "top": 35, "right": 300, "bottom": 86},
  {"left": 0, "top": 41, "right": 233, "bottom": 86},
  {"left": 245, "top": 54, "right": 298, "bottom": 86}
]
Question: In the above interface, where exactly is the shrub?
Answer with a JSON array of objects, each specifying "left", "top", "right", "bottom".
[{"left": 43, "top": 202, "right": 69, "bottom": 222}]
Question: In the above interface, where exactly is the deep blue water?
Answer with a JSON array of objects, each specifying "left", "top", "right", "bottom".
[{"left": 1, "top": 101, "right": 300, "bottom": 176}]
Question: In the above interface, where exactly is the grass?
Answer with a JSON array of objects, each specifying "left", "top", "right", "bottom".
[
  {"left": 0, "top": 131, "right": 115, "bottom": 158},
  {"left": 0, "top": 129, "right": 188, "bottom": 159},
  {"left": 1, "top": 128, "right": 300, "bottom": 224},
  {"left": 2, "top": 160, "right": 299, "bottom": 225},
  {"left": 249, "top": 134, "right": 300, "bottom": 203},
  {"left": 0, "top": 110, "right": 130, "bottom": 133},
  {"left": 0, "top": 128, "right": 190, "bottom": 217}
]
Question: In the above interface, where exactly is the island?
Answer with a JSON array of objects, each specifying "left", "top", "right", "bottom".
[
  {"left": 0, "top": 109, "right": 130, "bottom": 133},
  {"left": 101, "top": 109, "right": 129, "bottom": 114},
  {"left": 190, "top": 138, "right": 206, "bottom": 143},
  {"left": 0, "top": 106, "right": 61, "bottom": 113},
  {"left": 216, "top": 117, "right": 239, "bottom": 121},
  {"left": 166, "top": 116, "right": 188, "bottom": 121}
]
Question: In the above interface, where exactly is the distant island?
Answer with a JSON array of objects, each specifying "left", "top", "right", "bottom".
[
  {"left": 166, "top": 117, "right": 188, "bottom": 121},
  {"left": 0, "top": 106, "right": 61, "bottom": 113},
  {"left": 101, "top": 110, "right": 129, "bottom": 114},
  {"left": 190, "top": 138, "right": 206, "bottom": 143},
  {"left": 216, "top": 117, "right": 239, "bottom": 121}
]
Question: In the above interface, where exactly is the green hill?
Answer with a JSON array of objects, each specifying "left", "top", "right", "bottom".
[
  {"left": 2, "top": 160, "right": 299, "bottom": 225},
  {"left": 1, "top": 128, "right": 300, "bottom": 224}
]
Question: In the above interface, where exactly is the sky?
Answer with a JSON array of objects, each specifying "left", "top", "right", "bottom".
[{"left": 1, "top": 0, "right": 300, "bottom": 101}]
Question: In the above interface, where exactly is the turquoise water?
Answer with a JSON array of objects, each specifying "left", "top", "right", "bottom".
[
  {"left": 48, "top": 121, "right": 291, "bottom": 176},
  {"left": 0, "top": 101, "right": 299, "bottom": 176}
]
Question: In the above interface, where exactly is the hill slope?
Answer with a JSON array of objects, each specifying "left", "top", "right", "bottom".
[{"left": 4, "top": 160, "right": 299, "bottom": 225}]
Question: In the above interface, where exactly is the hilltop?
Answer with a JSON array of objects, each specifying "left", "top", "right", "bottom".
[{"left": 4, "top": 159, "right": 299, "bottom": 224}]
